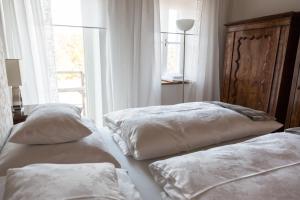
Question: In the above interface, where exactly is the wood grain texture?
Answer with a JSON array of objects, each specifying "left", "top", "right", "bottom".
[
  {"left": 286, "top": 38, "right": 300, "bottom": 128},
  {"left": 228, "top": 28, "right": 280, "bottom": 112},
  {"left": 221, "top": 12, "right": 300, "bottom": 125}
]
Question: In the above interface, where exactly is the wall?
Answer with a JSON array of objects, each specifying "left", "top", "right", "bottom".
[
  {"left": 0, "top": 14, "right": 13, "bottom": 149},
  {"left": 162, "top": 84, "right": 192, "bottom": 105},
  {"left": 228, "top": 0, "right": 300, "bottom": 22}
]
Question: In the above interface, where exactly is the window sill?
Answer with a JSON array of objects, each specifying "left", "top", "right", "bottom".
[{"left": 161, "top": 80, "right": 190, "bottom": 85}]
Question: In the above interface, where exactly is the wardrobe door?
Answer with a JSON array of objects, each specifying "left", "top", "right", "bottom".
[
  {"left": 289, "top": 73, "right": 300, "bottom": 127},
  {"left": 227, "top": 27, "right": 281, "bottom": 112},
  {"left": 286, "top": 40, "right": 300, "bottom": 128}
]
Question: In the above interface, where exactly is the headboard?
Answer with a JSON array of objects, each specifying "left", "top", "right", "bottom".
[
  {"left": 221, "top": 12, "right": 300, "bottom": 124},
  {"left": 0, "top": 38, "right": 13, "bottom": 150}
]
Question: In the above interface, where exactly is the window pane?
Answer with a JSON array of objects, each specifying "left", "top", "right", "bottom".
[
  {"left": 56, "top": 72, "right": 83, "bottom": 89},
  {"left": 168, "top": 33, "right": 181, "bottom": 43},
  {"left": 51, "top": 0, "right": 82, "bottom": 26},
  {"left": 167, "top": 43, "right": 181, "bottom": 74},
  {"left": 53, "top": 26, "right": 85, "bottom": 71},
  {"left": 58, "top": 92, "right": 83, "bottom": 107},
  {"left": 160, "top": 0, "right": 198, "bottom": 33}
]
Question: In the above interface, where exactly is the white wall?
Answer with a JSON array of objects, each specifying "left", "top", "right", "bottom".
[
  {"left": 161, "top": 84, "right": 192, "bottom": 105},
  {"left": 228, "top": 0, "right": 300, "bottom": 22}
]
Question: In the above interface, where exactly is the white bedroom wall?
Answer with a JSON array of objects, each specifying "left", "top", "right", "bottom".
[{"left": 228, "top": 0, "right": 300, "bottom": 22}]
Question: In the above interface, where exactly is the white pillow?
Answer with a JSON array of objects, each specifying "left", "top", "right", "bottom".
[
  {"left": 9, "top": 103, "right": 92, "bottom": 144},
  {"left": 4, "top": 163, "right": 125, "bottom": 200},
  {"left": 0, "top": 119, "right": 120, "bottom": 176}
]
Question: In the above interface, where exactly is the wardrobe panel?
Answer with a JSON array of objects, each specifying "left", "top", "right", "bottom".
[{"left": 227, "top": 27, "right": 281, "bottom": 112}]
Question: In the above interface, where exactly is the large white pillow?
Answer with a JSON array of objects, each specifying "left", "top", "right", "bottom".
[
  {"left": 9, "top": 103, "right": 92, "bottom": 144},
  {"left": 0, "top": 119, "right": 120, "bottom": 176},
  {"left": 4, "top": 163, "right": 125, "bottom": 200}
]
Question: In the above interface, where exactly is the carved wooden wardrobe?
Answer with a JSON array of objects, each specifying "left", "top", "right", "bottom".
[{"left": 221, "top": 12, "right": 300, "bottom": 128}]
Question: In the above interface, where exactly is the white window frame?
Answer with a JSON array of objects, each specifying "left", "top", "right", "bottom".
[{"left": 161, "top": 32, "right": 185, "bottom": 79}]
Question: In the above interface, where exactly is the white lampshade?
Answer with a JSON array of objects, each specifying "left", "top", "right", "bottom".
[
  {"left": 176, "top": 19, "right": 194, "bottom": 32},
  {"left": 5, "top": 59, "right": 22, "bottom": 87}
]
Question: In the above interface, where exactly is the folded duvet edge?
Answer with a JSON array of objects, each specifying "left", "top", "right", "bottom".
[{"left": 209, "top": 101, "right": 276, "bottom": 121}]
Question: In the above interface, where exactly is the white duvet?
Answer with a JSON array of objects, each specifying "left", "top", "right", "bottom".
[
  {"left": 149, "top": 132, "right": 300, "bottom": 200},
  {"left": 104, "top": 102, "right": 282, "bottom": 160},
  {"left": 4, "top": 163, "right": 142, "bottom": 200}
]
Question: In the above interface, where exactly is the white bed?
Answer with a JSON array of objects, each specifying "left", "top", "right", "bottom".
[
  {"left": 104, "top": 102, "right": 282, "bottom": 160},
  {"left": 149, "top": 132, "right": 300, "bottom": 200}
]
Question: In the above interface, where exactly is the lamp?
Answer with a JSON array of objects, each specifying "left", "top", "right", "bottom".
[
  {"left": 5, "top": 59, "right": 23, "bottom": 112},
  {"left": 176, "top": 19, "right": 194, "bottom": 103}
]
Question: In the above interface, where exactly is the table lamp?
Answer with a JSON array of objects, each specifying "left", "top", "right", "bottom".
[{"left": 5, "top": 59, "right": 23, "bottom": 112}]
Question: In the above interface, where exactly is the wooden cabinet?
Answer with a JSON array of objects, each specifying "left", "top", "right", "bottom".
[
  {"left": 221, "top": 12, "right": 300, "bottom": 125},
  {"left": 286, "top": 38, "right": 300, "bottom": 128}
]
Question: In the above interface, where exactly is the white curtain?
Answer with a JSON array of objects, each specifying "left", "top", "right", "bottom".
[
  {"left": 1, "top": 0, "right": 57, "bottom": 104},
  {"left": 189, "top": 0, "right": 228, "bottom": 101},
  {"left": 80, "top": 0, "right": 107, "bottom": 125},
  {"left": 194, "top": 0, "right": 220, "bottom": 101},
  {"left": 73, "top": 0, "right": 161, "bottom": 125},
  {"left": 106, "top": 0, "right": 161, "bottom": 111}
]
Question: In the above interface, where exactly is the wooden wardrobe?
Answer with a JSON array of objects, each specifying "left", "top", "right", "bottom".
[{"left": 221, "top": 12, "right": 300, "bottom": 128}]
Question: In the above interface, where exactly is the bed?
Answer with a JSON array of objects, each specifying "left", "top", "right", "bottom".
[
  {"left": 0, "top": 92, "right": 142, "bottom": 199},
  {"left": 104, "top": 101, "right": 282, "bottom": 160},
  {"left": 149, "top": 131, "right": 300, "bottom": 200},
  {"left": 0, "top": 111, "right": 143, "bottom": 200}
]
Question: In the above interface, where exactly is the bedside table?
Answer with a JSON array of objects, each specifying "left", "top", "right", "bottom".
[{"left": 13, "top": 105, "right": 37, "bottom": 124}]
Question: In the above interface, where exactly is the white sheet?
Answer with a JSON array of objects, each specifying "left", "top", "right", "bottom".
[
  {"left": 0, "top": 119, "right": 120, "bottom": 176},
  {"left": 105, "top": 102, "right": 282, "bottom": 160},
  {"left": 0, "top": 168, "right": 141, "bottom": 200},
  {"left": 101, "top": 127, "right": 165, "bottom": 200},
  {"left": 149, "top": 133, "right": 300, "bottom": 200}
]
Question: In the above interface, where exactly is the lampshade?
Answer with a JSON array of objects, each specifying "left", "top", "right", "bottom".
[
  {"left": 5, "top": 59, "right": 22, "bottom": 87},
  {"left": 176, "top": 19, "right": 195, "bottom": 32}
]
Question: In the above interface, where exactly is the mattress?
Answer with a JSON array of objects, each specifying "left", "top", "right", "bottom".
[{"left": 0, "top": 169, "right": 141, "bottom": 200}]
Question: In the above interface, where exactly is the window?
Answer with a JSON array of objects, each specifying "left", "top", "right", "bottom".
[
  {"left": 52, "top": 26, "right": 87, "bottom": 113},
  {"left": 160, "top": 0, "right": 197, "bottom": 81},
  {"left": 50, "top": 0, "right": 105, "bottom": 114},
  {"left": 161, "top": 33, "right": 184, "bottom": 79}
]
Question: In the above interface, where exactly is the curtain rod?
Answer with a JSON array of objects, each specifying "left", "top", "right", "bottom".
[
  {"left": 52, "top": 24, "right": 106, "bottom": 30},
  {"left": 160, "top": 31, "right": 196, "bottom": 36},
  {"left": 51, "top": 25, "right": 197, "bottom": 36}
]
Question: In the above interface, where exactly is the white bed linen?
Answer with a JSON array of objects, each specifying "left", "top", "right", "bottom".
[
  {"left": 0, "top": 169, "right": 141, "bottom": 200},
  {"left": 105, "top": 102, "right": 282, "bottom": 160},
  {"left": 149, "top": 133, "right": 300, "bottom": 200},
  {"left": 100, "top": 128, "right": 165, "bottom": 200},
  {"left": 0, "top": 119, "right": 120, "bottom": 176}
]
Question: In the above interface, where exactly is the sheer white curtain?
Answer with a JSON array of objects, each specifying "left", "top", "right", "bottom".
[
  {"left": 189, "top": 0, "right": 228, "bottom": 101},
  {"left": 1, "top": 0, "right": 57, "bottom": 104},
  {"left": 80, "top": 0, "right": 107, "bottom": 125},
  {"left": 194, "top": 0, "right": 221, "bottom": 101},
  {"left": 75, "top": 0, "right": 161, "bottom": 124},
  {"left": 106, "top": 0, "right": 161, "bottom": 111}
]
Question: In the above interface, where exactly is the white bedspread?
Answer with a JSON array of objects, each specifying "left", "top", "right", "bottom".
[
  {"left": 149, "top": 133, "right": 300, "bottom": 200},
  {"left": 0, "top": 168, "right": 141, "bottom": 200},
  {"left": 104, "top": 102, "right": 282, "bottom": 160}
]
